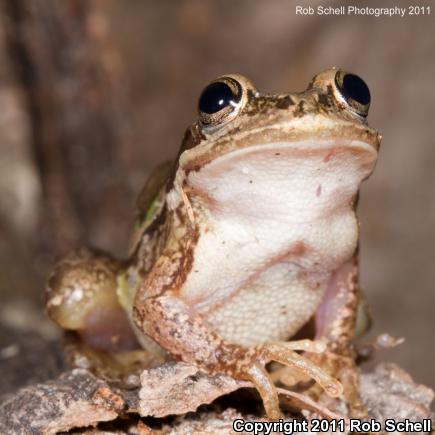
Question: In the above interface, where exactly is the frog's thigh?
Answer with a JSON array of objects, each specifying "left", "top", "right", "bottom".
[{"left": 46, "top": 248, "right": 139, "bottom": 352}]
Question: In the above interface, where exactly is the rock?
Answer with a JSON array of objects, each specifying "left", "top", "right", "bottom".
[
  {"left": 0, "top": 363, "right": 432, "bottom": 434},
  {"left": 0, "top": 369, "right": 124, "bottom": 434}
]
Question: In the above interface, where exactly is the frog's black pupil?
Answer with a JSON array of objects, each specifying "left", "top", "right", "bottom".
[
  {"left": 198, "top": 82, "right": 236, "bottom": 114},
  {"left": 340, "top": 73, "right": 371, "bottom": 106}
]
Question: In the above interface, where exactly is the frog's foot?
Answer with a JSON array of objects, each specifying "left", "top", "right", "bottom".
[
  {"left": 219, "top": 339, "right": 343, "bottom": 420},
  {"left": 310, "top": 350, "right": 366, "bottom": 418},
  {"left": 64, "top": 335, "right": 166, "bottom": 387},
  {"left": 280, "top": 349, "right": 366, "bottom": 418}
]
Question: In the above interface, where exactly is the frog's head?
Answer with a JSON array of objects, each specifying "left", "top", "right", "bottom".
[{"left": 170, "top": 69, "right": 380, "bottom": 230}]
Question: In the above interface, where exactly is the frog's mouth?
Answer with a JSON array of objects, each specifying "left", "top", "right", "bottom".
[{"left": 180, "top": 116, "right": 380, "bottom": 172}]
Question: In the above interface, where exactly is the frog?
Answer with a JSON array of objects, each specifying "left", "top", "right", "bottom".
[{"left": 46, "top": 68, "right": 381, "bottom": 420}]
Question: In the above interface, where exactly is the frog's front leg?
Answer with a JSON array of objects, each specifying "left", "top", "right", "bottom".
[
  {"left": 133, "top": 284, "right": 342, "bottom": 420},
  {"left": 311, "top": 255, "right": 367, "bottom": 416},
  {"left": 315, "top": 255, "right": 360, "bottom": 351}
]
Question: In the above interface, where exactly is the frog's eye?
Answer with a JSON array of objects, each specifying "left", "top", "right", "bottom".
[
  {"left": 334, "top": 71, "right": 370, "bottom": 117},
  {"left": 198, "top": 75, "right": 255, "bottom": 127},
  {"left": 199, "top": 81, "right": 240, "bottom": 115}
]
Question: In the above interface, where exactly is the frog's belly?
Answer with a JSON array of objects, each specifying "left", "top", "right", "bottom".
[{"left": 203, "top": 262, "right": 328, "bottom": 347}]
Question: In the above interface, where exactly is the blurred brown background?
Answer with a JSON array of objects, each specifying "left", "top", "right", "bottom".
[{"left": 0, "top": 0, "right": 433, "bottom": 397}]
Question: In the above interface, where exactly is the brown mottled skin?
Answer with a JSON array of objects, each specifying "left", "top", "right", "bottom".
[{"left": 46, "top": 69, "right": 381, "bottom": 419}]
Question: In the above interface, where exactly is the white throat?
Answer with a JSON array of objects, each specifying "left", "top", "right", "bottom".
[{"left": 181, "top": 139, "right": 375, "bottom": 309}]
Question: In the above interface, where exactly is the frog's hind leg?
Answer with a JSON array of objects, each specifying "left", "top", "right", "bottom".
[
  {"left": 46, "top": 247, "right": 138, "bottom": 353},
  {"left": 46, "top": 248, "right": 168, "bottom": 384}
]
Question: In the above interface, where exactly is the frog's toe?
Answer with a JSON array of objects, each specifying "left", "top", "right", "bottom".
[
  {"left": 258, "top": 340, "right": 343, "bottom": 398},
  {"left": 244, "top": 362, "right": 282, "bottom": 420},
  {"left": 226, "top": 339, "right": 343, "bottom": 420},
  {"left": 306, "top": 351, "right": 367, "bottom": 418},
  {"left": 277, "top": 348, "right": 367, "bottom": 418}
]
